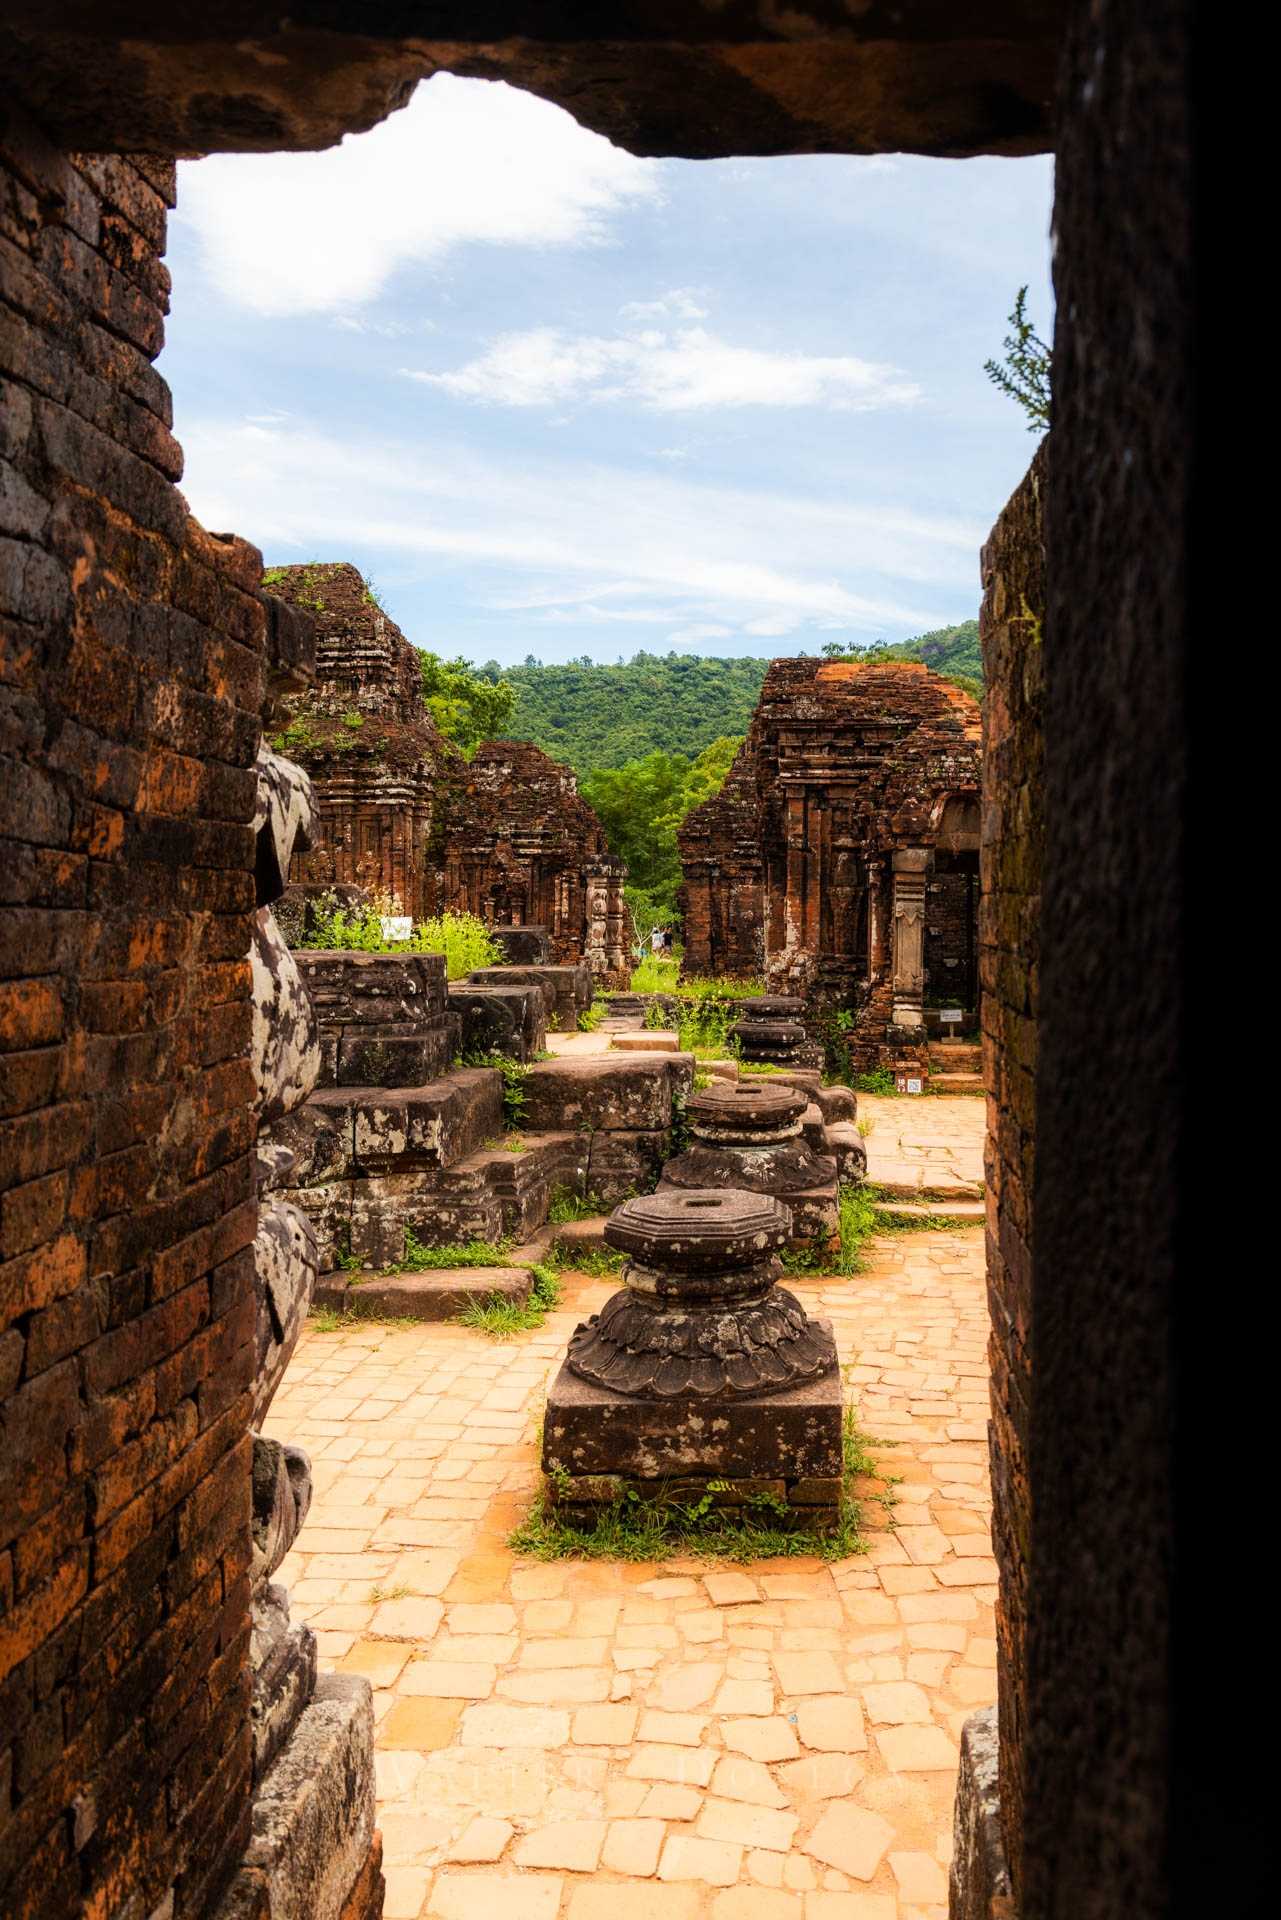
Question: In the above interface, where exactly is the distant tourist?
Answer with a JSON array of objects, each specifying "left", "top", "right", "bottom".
[{"left": 651, "top": 926, "right": 666, "bottom": 955}]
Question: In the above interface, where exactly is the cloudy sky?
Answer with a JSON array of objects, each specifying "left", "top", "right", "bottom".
[{"left": 163, "top": 76, "right": 1053, "bottom": 668}]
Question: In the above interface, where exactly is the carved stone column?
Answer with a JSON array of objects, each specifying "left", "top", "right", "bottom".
[{"left": 891, "top": 847, "right": 930, "bottom": 1029}]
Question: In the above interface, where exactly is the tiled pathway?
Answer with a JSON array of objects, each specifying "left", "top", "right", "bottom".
[
  {"left": 857, "top": 1097, "right": 984, "bottom": 1199},
  {"left": 270, "top": 1223, "right": 993, "bottom": 1920}
]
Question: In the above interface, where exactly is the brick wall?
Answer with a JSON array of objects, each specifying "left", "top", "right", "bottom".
[
  {"left": 978, "top": 440, "right": 1046, "bottom": 1898},
  {"left": 1, "top": 108, "right": 264, "bottom": 1917}
]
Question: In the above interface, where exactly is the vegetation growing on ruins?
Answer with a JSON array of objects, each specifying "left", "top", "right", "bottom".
[
  {"left": 984, "top": 285, "right": 1052, "bottom": 432},
  {"left": 400, "top": 1227, "right": 513, "bottom": 1270},
  {"left": 508, "top": 1402, "right": 883, "bottom": 1565},
  {"left": 459, "top": 1048, "right": 531, "bottom": 1129},
  {"left": 456, "top": 1261, "right": 563, "bottom": 1339},
  {"left": 290, "top": 898, "right": 501, "bottom": 978},
  {"left": 819, "top": 619, "right": 983, "bottom": 703}
]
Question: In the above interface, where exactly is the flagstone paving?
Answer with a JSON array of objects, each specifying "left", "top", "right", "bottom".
[{"left": 269, "top": 1217, "right": 993, "bottom": 1920}]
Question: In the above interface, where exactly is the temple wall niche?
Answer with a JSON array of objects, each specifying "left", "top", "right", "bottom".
[
  {"left": 0, "top": 114, "right": 266, "bottom": 1917},
  {"left": 270, "top": 568, "right": 628, "bottom": 984},
  {"left": 679, "top": 659, "right": 981, "bottom": 1066}
]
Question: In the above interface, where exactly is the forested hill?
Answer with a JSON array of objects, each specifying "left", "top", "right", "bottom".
[{"left": 489, "top": 620, "right": 981, "bottom": 777}]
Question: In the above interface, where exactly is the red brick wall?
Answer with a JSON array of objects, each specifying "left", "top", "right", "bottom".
[
  {"left": 1, "top": 109, "right": 263, "bottom": 1917},
  {"left": 979, "top": 441, "right": 1045, "bottom": 1898}
]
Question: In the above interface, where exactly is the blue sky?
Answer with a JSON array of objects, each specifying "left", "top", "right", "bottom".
[{"left": 163, "top": 76, "right": 1053, "bottom": 669}]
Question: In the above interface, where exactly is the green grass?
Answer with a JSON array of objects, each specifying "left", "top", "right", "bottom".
[
  {"left": 455, "top": 1261, "right": 562, "bottom": 1339},
  {"left": 509, "top": 1403, "right": 883, "bottom": 1565},
  {"left": 308, "top": 1307, "right": 347, "bottom": 1333},
  {"left": 780, "top": 1183, "right": 880, "bottom": 1279},
  {"left": 400, "top": 1227, "right": 513, "bottom": 1271},
  {"left": 548, "top": 1186, "right": 615, "bottom": 1225},
  {"left": 458, "top": 1049, "right": 530, "bottom": 1129},
  {"left": 853, "top": 1068, "right": 898, "bottom": 1096},
  {"left": 550, "top": 1240, "right": 624, "bottom": 1276},
  {"left": 869, "top": 1202, "right": 985, "bottom": 1234},
  {"left": 578, "top": 998, "right": 608, "bottom": 1032}
]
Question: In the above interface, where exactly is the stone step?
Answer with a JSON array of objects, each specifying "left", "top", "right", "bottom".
[
  {"left": 874, "top": 1198, "right": 986, "bottom": 1226},
  {"left": 547, "top": 1216, "right": 613, "bottom": 1262},
  {"left": 313, "top": 1266, "right": 534, "bottom": 1321},
  {"left": 870, "top": 1162, "right": 983, "bottom": 1202},
  {"left": 929, "top": 1041, "right": 982, "bottom": 1067},
  {"left": 927, "top": 1071, "right": 984, "bottom": 1094},
  {"left": 610, "top": 1030, "right": 680, "bottom": 1053}
]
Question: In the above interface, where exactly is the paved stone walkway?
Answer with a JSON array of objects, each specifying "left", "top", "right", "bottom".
[
  {"left": 857, "top": 1097, "right": 984, "bottom": 1200},
  {"left": 270, "top": 1213, "right": 993, "bottom": 1920}
]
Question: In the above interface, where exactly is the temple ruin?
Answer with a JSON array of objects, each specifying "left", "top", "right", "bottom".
[
  {"left": 0, "top": 8, "right": 1211, "bottom": 1920},
  {"left": 270, "top": 564, "right": 628, "bottom": 983},
  {"left": 680, "top": 659, "right": 982, "bottom": 1068}
]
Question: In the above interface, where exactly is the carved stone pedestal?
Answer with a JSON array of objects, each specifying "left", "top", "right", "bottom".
[
  {"left": 731, "top": 995, "right": 824, "bottom": 1070},
  {"left": 543, "top": 1189, "right": 843, "bottom": 1526},
  {"left": 659, "top": 1081, "right": 839, "bottom": 1246}
]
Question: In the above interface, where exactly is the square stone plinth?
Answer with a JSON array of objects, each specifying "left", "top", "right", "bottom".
[{"left": 543, "top": 1321, "right": 843, "bottom": 1483}]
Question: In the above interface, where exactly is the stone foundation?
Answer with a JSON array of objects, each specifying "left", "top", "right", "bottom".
[
  {"left": 950, "top": 1708, "right": 1016, "bottom": 1920},
  {"left": 544, "top": 1344, "right": 843, "bottom": 1483}
]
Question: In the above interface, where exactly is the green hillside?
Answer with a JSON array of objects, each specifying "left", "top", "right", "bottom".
[{"left": 487, "top": 620, "right": 981, "bottom": 778}]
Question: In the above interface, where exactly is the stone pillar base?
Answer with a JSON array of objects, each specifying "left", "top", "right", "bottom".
[
  {"left": 213, "top": 1674, "right": 384, "bottom": 1920},
  {"left": 543, "top": 1329, "right": 843, "bottom": 1485},
  {"left": 949, "top": 1707, "right": 1016, "bottom": 1920}
]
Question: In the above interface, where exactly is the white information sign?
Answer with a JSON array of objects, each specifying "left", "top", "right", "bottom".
[{"left": 380, "top": 915, "right": 413, "bottom": 944}]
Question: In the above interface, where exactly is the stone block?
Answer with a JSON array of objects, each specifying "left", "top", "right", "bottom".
[
  {"left": 523, "top": 1055, "right": 691, "bottom": 1133},
  {"left": 543, "top": 1329, "right": 843, "bottom": 1481},
  {"left": 491, "top": 925, "right": 551, "bottom": 965},
  {"left": 949, "top": 1707, "right": 1015, "bottom": 1920},
  {"left": 212, "top": 1673, "right": 377, "bottom": 1920},
  {"left": 586, "top": 1128, "right": 670, "bottom": 1202},
  {"left": 448, "top": 983, "right": 547, "bottom": 1061},
  {"left": 315, "top": 1268, "right": 533, "bottom": 1322}
]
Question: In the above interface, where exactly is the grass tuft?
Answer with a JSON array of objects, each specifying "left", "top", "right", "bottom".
[
  {"left": 455, "top": 1261, "right": 562, "bottom": 1340},
  {"left": 509, "top": 1402, "right": 883, "bottom": 1565}
]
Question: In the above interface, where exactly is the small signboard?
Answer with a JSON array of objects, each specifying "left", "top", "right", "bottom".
[
  {"left": 895, "top": 1069, "right": 924, "bottom": 1095},
  {"left": 940, "top": 1008, "right": 964, "bottom": 1027},
  {"left": 380, "top": 915, "right": 413, "bottom": 944}
]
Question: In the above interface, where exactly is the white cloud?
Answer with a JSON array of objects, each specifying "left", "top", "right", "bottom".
[
  {"left": 175, "top": 75, "right": 660, "bottom": 316},
  {"left": 179, "top": 415, "right": 977, "bottom": 641},
  {"left": 621, "top": 289, "right": 708, "bottom": 322},
  {"left": 403, "top": 322, "right": 920, "bottom": 414}
]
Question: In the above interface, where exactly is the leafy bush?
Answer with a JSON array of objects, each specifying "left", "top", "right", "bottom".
[
  {"left": 578, "top": 997, "right": 608, "bottom": 1032},
  {"left": 412, "top": 911, "right": 501, "bottom": 978},
  {"left": 853, "top": 1067, "right": 897, "bottom": 1096},
  {"left": 290, "top": 897, "right": 500, "bottom": 979}
]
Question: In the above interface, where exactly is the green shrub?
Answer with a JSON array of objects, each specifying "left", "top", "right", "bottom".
[
  {"left": 853, "top": 1067, "right": 897, "bottom": 1096},
  {"left": 290, "top": 898, "right": 501, "bottom": 978},
  {"left": 411, "top": 911, "right": 502, "bottom": 978},
  {"left": 578, "top": 997, "right": 608, "bottom": 1032}
]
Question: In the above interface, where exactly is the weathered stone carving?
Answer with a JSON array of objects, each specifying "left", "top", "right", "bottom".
[
  {"left": 731, "top": 995, "right": 823, "bottom": 1069},
  {"left": 659, "top": 1080, "right": 839, "bottom": 1246},
  {"left": 251, "top": 1199, "right": 321, "bottom": 1429},
  {"left": 267, "top": 563, "right": 628, "bottom": 982},
  {"left": 545, "top": 1188, "right": 844, "bottom": 1526},
  {"left": 679, "top": 659, "right": 981, "bottom": 1070},
  {"left": 568, "top": 1188, "right": 831, "bottom": 1399}
]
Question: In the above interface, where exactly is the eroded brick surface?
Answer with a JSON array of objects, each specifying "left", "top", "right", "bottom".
[
  {"left": 1, "top": 110, "right": 263, "bottom": 1918},
  {"left": 268, "top": 566, "right": 627, "bottom": 981},
  {"left": 678, "top": 661, "right": 981, "bottom": 1069}
]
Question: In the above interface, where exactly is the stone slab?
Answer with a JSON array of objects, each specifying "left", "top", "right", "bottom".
[
  {"left": 543, "top": 1323, "right": 843, "bottom": 1480},
  {"left": 213, "top": 1673, "right": 376, "bottom": 1920},
  {"left": 315, "top": 1267, "right": 533, "bottom": 1321},
  {"left": 610, "top": 1031, "right": 679, "bottom": 1053},
  {"left": 523, "top": 1053, "right": 693, "bottom": 1132}
]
